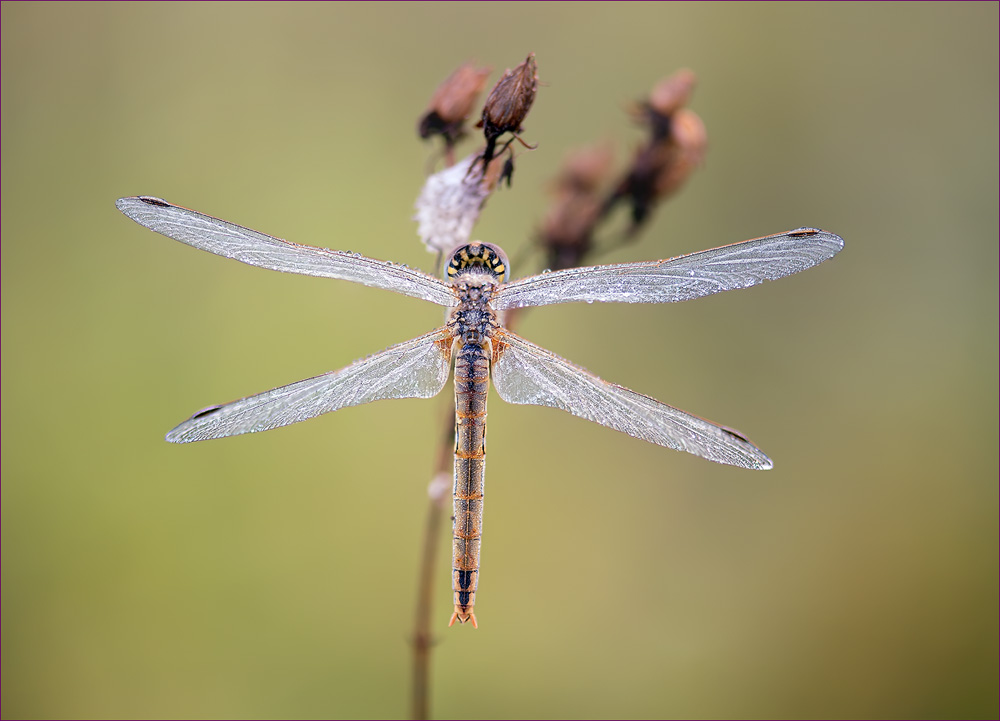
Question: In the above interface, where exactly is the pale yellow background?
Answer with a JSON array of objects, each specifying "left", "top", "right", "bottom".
[{"left": 2, "top": 2, "right": 997, "bottom": 718}]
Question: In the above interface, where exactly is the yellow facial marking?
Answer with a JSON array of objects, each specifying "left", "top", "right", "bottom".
[{"left": 446, "top": 242, "right": 510, "bottom": 282}]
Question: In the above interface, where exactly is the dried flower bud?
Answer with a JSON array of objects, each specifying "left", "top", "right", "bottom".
[
  {"left": 477, "top": 54, "right": 539, "bottom": 166},
  {"left": 480, "top": 54, "right": 538, "bottom": 138},
  {"left": 555, "top": 142, "right": 616, "bottom": 194},
  {"left": 538, "top": 144, "right": 615, "bottom": 270},
  {"left": 631, "top": 68, "right": 698, "bottom": 141},
  {"left": 540, "top": 191, "right": 604, "bottom": 270},
  {"left": 654, "top": 108, "right": 707, "bottom": 199},
  {"left": 605, "top": 109, "right": 706, "bottom": 234},
  {"left": 603, "top": 70, "right": 707, "bottom": 234},
  {"left": 604, "top": 143, "right": 667, "bottom": 229},
  {"left": 418, "top": 63, "right": 492, "bottom": 147},
  {"left": 648, "top": 68, "right": 697, "bottom": 117}
]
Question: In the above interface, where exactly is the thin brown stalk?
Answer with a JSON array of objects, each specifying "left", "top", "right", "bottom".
[
  {"left": 410, "top": 402, "right": 455, "bottom": 720},
  {"left": 411, "top": 129, "right": 461, "bottom": 717}
]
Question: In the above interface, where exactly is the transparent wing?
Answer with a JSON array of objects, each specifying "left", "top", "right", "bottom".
[
  {"left": 117, "top": 196, "right": 457, "bottom": 307},
  {"left": 491, "top": 330, "right": 772, "bottom": 470},
  {"left": 492, "top": 228, "right": 843, "bottom": 310},
  {"left": 166, "top": 328, "right": 454, "bottom": 443}
]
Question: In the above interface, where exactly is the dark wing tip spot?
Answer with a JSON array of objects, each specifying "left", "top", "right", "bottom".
[
  {"left": 190, "top": 404, "right": 223, "bottom": 420},
  {"left": 718, "top": 425, "right": 773, "bottom": 470},
  {"left": 137, "top": 196, "right": 171, "bottom": 207},
  {"left": 788, "top": 228, "right": 821, "bottom": 238}
]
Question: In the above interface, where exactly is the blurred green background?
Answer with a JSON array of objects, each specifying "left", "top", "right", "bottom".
[{"left": 2, "top": 2, "right": 997, "bottom": 719}]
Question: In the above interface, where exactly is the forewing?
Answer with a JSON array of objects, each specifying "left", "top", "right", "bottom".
[
  {"left": 491, "top": 330, "right": 772, "bottom": 469},
  {"left": 492, "top": 228, "right": 843, "bottom": 310},
  {"left": 117, "top": 196, "right": 457, "bottom": 306},
  {"left": 166, "top": 328, "right": 454, "bottom": 443}
]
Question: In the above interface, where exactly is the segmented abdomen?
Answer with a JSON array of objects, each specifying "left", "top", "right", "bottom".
[{"left": 450, "top": 340, "right": 490, "bottom": 627}]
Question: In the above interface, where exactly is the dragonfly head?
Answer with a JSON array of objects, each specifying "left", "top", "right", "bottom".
[{"left": 445, "top": 241, "right": 509, "bottom": 283}]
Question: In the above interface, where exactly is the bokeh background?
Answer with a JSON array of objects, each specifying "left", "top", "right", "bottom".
[{"left": 3, "top": 2, "right": 997, "bottom": 719}]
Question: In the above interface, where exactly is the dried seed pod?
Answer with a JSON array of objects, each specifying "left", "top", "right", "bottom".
[
  {"left": 631, "top": 68, "right": 698, "bottom": 141},
  {"left": 604, "top": 70, "right": 707, "bottom": 233},
  {"left": 654, "top": 108, "right": 707, "bottom": 199},
  {"left": 556, "top": 142, "right": 616, "bottom": 194},
  {"left": 648, "top": 68, "right": 697, "bottom": 117},
  {"left": 418, "top": 63, "right": 492, "bottom": 147},
  {"left": 604, "top": 142, "right": 669, "bottom": 229},
  {"left": 540, "top": 191, "right": 604, "bottom": 270},
  {"left": 477, "top": 54, "right": 539, "bottom": 166},
  {"left": 538, "top": 144, "right": 615, "bottom": 269}
]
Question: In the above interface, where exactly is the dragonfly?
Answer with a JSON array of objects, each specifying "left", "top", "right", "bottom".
[{"left": 116, "top": 195, "right": 844, "bottom": 627}]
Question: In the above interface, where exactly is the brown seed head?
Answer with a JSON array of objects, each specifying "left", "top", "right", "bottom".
[
  {"left": 654, "top": 108, "right": 707, "bottom": 197},
  {"left": 427, "top": 64, "right": 492, "bottom": 128},
  {"left": 630, "top": 68, "right": 698, "bottom": 140},
  {"left": 537, "top": 144, "right": 615, "bottom": 270},
  {"left": 609, "top": 108, "right": 707, "bottom": 233},
  {"left": 479, "top": 54, "right": 538, "bottom": 141},
  {"left": 555, "top": 142, "right": 616, "bottom": 194},
  {"left": 419, "top": 63, "right": 492, "bottom": 145},
  {"left": 606, "top": 69, "right": 708, "bottom": 232},
  {"left": 648, "top": 68, "right": 697, "bottom": 116},
  {"left": 540, "top": 190, "right": 604, "bottom": 270}
]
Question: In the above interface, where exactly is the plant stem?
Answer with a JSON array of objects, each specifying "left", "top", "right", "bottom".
[{"left": 411, "top": 402, "right": 455, "bottom": 720}]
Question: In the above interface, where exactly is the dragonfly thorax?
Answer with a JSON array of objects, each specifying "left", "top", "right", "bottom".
[
  {"left": 449, "top": 281, "right": 501, "bottom": 347},
  {"left": 445, "top": 241, "right": 509, "bottom": 283}
]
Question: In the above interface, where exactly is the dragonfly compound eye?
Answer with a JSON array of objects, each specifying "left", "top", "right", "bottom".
[{"left": 445, "top": 241, "right": 509, "bottom": 283}]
